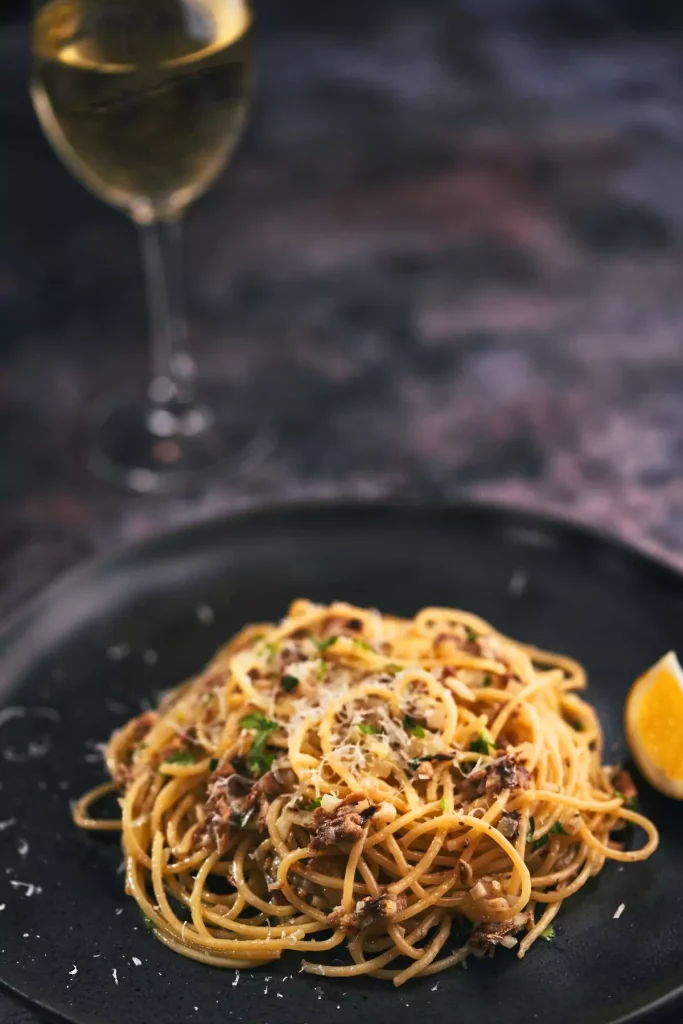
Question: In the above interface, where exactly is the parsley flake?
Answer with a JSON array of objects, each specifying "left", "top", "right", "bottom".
[
  {"left": 240, "top": 710, "right": 277, "bottom": 731},
  {"left": 532, "top": 821, "right": 566, "bottom": 851},
  {"left": 262, "top": 641, "right": 279, "bottom": 662},
  {"left": 280, "top": 674, "right": 299, "bottom": 693},
  {"left": 482, "top": 675, "right": 492, "bottom": 687},
  {"left": 247, "top": 747, "right": 275, "bottom": 777},
  {"left": 141, "top": 912, "right": 155, "bottom": 932},
  {"left": 403, "top": 716, "right": 426, "bottom": 738},
  {"left": 541, "top": 925, "right": 555, "bottom": 942},
  {"left": 469, "top": 731, "right": 495, "bottom": 756},
  {"left": 164, "top": 750, "right": 196, "bottom": 765},
  {"left": 357, "top": 722, "right": 379, "bottom": 735},
  {"left": 208, "top": 757, "right": 219, "bottom": 772},
  {"left": 239, "top": 710, "right": 279, "bottom": 777},
  {"left": 315, "top": 636, "right": 338, "bottom": 652},
  {"left": 464, "top": 626, "right": 477, "bottom": 644},
  {"left": 440, "top": 797, "right": 446, "bottom": 811},
  {"left": 352, "top": 638, "right": 372, "bottom": 651},
  {"left": 302, "top": 797, "right": 322, "bottom": 811}
]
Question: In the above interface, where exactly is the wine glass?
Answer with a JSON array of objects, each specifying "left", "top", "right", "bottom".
[{"left": 30, "top": 0, "right": 252, "bottom": 492}]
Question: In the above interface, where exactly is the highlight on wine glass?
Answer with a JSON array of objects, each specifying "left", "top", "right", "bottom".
[{"left": 30, "top": 0, "right": 252, "bottom": 491}]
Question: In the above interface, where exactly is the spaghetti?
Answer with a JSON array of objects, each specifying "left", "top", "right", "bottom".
[{"left": 75, "top": 600, "right": 658, "bottom": 984}]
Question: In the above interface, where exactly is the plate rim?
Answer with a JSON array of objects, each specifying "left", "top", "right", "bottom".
[
  {"left": 1, "top": 497, "right": 682, "bottom": 1024},
  {"left": 2, "top": 497, "right": 683, "bottom": 657}
]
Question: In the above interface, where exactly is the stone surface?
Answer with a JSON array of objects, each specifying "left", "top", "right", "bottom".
[{"left": 3, "top": 0, "right": 683, "bottom": 1018}]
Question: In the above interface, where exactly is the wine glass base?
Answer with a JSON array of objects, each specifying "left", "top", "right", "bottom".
[{"left": 87, "top": 389, "right": 267, "bottom": 493}]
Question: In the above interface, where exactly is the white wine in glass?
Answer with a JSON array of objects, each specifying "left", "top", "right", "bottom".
[{"left": 31, "top": 0, "right": 252, "bottom": 491}]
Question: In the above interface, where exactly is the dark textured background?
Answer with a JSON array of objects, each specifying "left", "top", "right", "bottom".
[{"left": 3, "top": 0, "right": 683, "bottom": 1019}]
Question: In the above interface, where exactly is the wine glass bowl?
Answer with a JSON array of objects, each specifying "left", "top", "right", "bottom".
[{"left": 30, "top": 0, "right": 252, "bottom": 491}]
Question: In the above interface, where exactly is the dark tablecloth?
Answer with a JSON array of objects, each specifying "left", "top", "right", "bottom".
[{"left": 3, "top": 0, "right": 683, "bottom": 1019}]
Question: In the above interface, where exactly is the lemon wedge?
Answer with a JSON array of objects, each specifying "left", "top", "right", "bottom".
[{"left": 625, "top": 650, "right": 683, "bottom": 800}]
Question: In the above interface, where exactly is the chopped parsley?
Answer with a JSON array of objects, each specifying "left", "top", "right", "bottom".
[
  {"left": 239, "top": 710, "right": 279, "bottom": 776},
  {"left": 403, "top": 716, "right": 426, "bottom": 738},
  {"left": 247, "top": 747, "right": 275, "bottom": 777},
  {"left": 469, "top": 731, "right": 495, "bottom": 756},
  {"left": 315, "top": 635, "right": 338, "bottom": 652},
  {"left": 482, "top": 675, "right": 492, "bottom": 687},
  {"left": 141, "top": 912, "right": 155, "bottom": 932},
  {"left": 352, "top": 638, "right": 372, "bottom": 651},
  {"left": 302, "top": 797, "right": 322, "bottom": 811},
  {"left": 532, "top": 821, "right": 566, "bottom": 851},
  {"left": 357, "top": 722, "right": 379, "bottom": 735},
  {"left": 280, "top": 674, "right": 299, "bottom": 693},
  {"left": 318, "top": 659, "right": 328, "bottom": 680},
  {"left": 440, "top": 797, "right": 446, "bottom": 811},
  {"left": 527, "top": 816, "right": 536, "bottom": 843},
  {"left": 464, "top": 626, "right": 477, "bottom": 644},
  {"left": 541, "top": 925, "right": 555, "bottom": 942},
  {"left": 208, "top": 757, "right": 219, "bottom": 772},
  {"left": 164, "top": 749, "right": 196, "bottom": 765},
  {"left": 240, "top": 710, "right": 276, "bottom": 730},
  {"left": 261, "top": 641, "right": 279, "bottom": 662},
  {"left": 615, "top": 790, "right": 637, "bottom": 811}
]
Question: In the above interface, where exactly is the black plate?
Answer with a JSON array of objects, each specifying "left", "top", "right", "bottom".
[{"left": 1, "top": 503, "right": 682, "bottom": 1024}]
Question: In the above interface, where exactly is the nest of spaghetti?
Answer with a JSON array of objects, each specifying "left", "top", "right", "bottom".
[{"left": 75, "top": 600, "right": 658, "bottom": 985}]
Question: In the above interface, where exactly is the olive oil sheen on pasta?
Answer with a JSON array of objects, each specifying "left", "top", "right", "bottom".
[{"left": 31, "top": 0, "right": 251, "bottom": 221}]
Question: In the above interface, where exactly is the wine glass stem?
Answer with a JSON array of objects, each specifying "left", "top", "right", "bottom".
[{"left": 138, "top": 216, "right": 196, "bottom": 419}]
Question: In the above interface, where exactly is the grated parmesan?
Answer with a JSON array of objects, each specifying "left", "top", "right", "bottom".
[
  {"left": 10, "top": 880, "right": 41, "bottom": 897},
  {"left": 508, "top": 569, "right": 528, "bottom": 597},
  {"left": 106, "top": 644, "right": 130, "bottom": 662}
]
